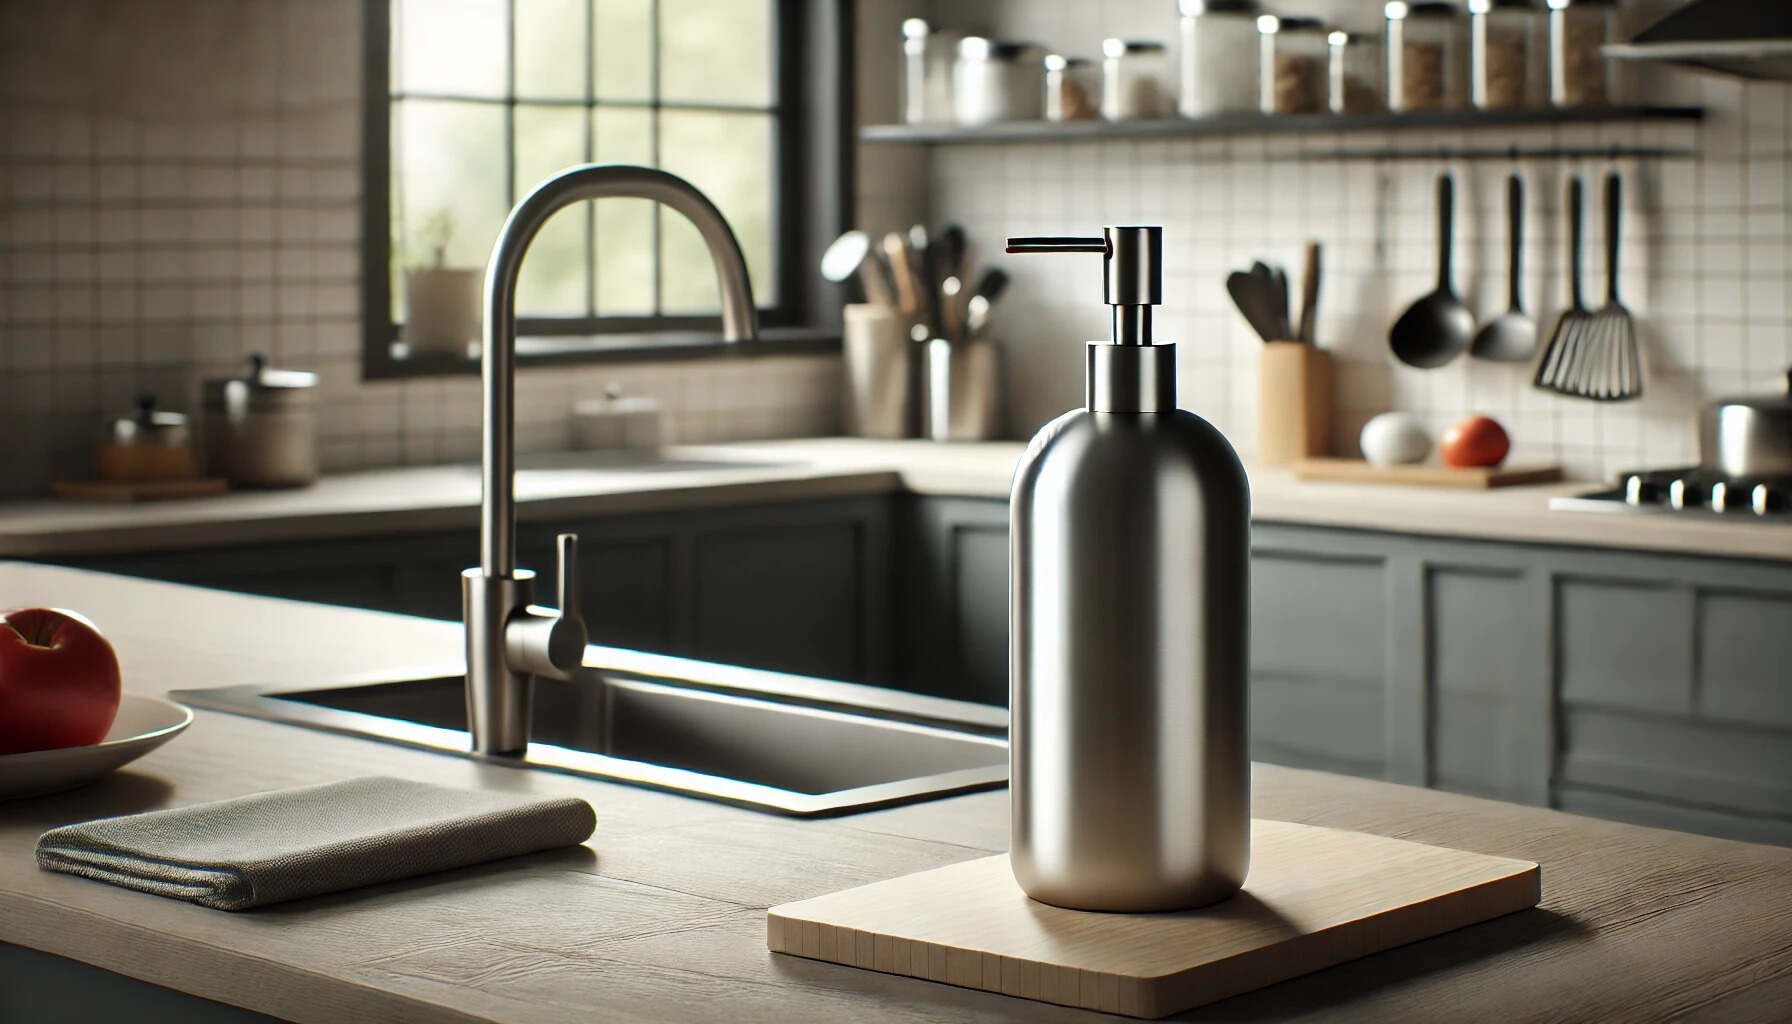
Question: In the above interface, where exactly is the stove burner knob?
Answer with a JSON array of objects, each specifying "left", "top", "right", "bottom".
[
  {"left": 1711, "top": 481, "right": 1733, "bottom": 513},
  {"left": 1624, "top": 475, "right": 1666, "bottom": 505},
  {"left": 1753, "top": 484, "right": 1787, "bottom": 516},
  {"left": 1669, "top": 477, "right": 1692, "bottom": 510}
]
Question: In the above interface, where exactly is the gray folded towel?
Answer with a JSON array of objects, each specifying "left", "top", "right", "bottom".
[{"left": 36, "top": 776, "right": 596, "bottom": 910}]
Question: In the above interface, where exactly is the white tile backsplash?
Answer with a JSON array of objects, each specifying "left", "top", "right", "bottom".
[{"left": 0, "top": 0, "right": 842, "bottom": 499}]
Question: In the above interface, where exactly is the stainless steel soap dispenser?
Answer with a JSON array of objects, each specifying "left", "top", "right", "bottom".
[{"left": 1006, "top": 227, "right": 1250, "bottom": 912}]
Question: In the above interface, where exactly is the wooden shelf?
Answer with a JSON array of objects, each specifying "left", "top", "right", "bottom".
[{"left": 860, "top": 105, "right": 1703, "bottom": 157}]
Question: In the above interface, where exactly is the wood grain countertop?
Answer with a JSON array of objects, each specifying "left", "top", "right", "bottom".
[
  {"left": 0, "top": 439, "right": 1788, "bottom": 563},
  {"left": 1, "top": 561, "right": 1789, "bottom": 1023}
]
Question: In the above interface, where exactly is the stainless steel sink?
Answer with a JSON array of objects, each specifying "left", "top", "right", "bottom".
[{"left": 172, "top": 648, "right": 1007, "bottom": 816}]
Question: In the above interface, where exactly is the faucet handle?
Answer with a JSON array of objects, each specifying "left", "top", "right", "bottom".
[{"left": 554, "top": 532, "right": 579, "bottom": 618}]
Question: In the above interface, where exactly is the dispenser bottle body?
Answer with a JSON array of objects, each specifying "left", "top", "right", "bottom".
[{"left": 1009, "top": 407, "right": 1250, "bottom": 912}]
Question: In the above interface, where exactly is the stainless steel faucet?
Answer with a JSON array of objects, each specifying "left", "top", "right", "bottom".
[{"left": 464, "top": 164, "right": 760, "bottom": 755}]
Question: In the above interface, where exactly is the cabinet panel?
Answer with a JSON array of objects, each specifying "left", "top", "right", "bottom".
[
  {"left": 519, "top": 531, "right": 673, "bottom": 654},
  {"left": 1430, "top": 567, "right": 1530, "bottom": 800},
  {"left": 1250, "top": 552, "right": 1387, "bottom": 683},
  {"left": 1558, "top": 578, "right": 1695, "bottom": 714},
  {"left": 1560, "top": 707, "right": 1792, "bottom": 818},
  {"left": 1698, "top": 590, "right": 1792, "bottom": 728},
  {"left": 690, "top": 520, "right": 865, "bottom": 681},
  {"left": 951, "top": 523, "right": 1010, "bottom": 706}
]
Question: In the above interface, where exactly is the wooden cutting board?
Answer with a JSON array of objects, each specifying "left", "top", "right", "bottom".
[
  {"left": 1293, "top": 457, "right": 1563, "bottom": 489},
  {"left": 768, "top": 819, "right": 1540, "bottom": 1019},
  {"left": 51, "top": 478, "right": 229, "bottom": 502}
]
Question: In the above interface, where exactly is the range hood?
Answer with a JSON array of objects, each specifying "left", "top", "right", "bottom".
[{"left": 1604, "top": 1, "right": 1792, "bottom": 81}]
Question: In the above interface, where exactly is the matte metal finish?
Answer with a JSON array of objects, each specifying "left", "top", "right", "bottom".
[
  {"left": 1010, "top": 405, "right": 1252, "bottom": 911},
  {"left": 469, "top": 163, "right": 754, "bottom": 754}
]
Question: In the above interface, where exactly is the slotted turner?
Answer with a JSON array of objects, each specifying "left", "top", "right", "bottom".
[
  {"left": 1534, "top": 176, "right": 1597, "bottom": 397},
  {"left": 1589, "top": 171, "right": 1642, "bottom": 400}
]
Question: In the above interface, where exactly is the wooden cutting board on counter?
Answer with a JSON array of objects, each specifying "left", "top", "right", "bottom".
[
  {"left": 1293, "top": 456, "right": 1563, "bottom": 489},
  {"left": 768, "top": 819, "right": 1540, "bottom": 1019}
]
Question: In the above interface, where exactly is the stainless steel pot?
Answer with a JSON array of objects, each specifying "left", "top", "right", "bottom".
[
  {"left": 202, "top": 354, "right": 319, "bottom": 487},
  {"left": 1699, "top": 367, "right": 1792, "bottom": 481}
]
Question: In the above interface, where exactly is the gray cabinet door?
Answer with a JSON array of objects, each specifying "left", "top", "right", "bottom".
[{"left": 892, "top": 496, "right": 1010, "bottom": 704}]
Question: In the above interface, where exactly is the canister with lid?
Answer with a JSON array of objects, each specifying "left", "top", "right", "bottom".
[
  {"left": 1547, "top": 0, "right": 1615, "bottom": 107},
  {"left": 953, "top": 37, "right": 1045, "bottom": 124},
  {"left": 1470, "top": 0, "right": 1543, "bottom": 109},
  {"left": 1101, "top": 39, "right": 1172, "bottom": 120},
  {"left": 1259, "top": 15, "right": 1329, "bottom": 115},
  {"left": 1178, "top": 0, "right": 1260, "bottom": 117},
  {"left": 1327, "top": 30, "right": 1382, "bottom": 113},
  {"left": 1044, "top": 54, "right": 1098, "bottom": 122},
  {"left": 1386, "top": 1, "right": 1467, "bottom": 111},
  {"left": 98, "top": 395, "right": 198, "bottom": 482},
  {"left": 202, "top": 354, "right": 320, "bottom": 488}
]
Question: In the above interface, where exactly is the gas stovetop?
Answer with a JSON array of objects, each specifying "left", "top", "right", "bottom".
[{"left": 1549, "top": 466, "right": 1792, "bottom": 521}]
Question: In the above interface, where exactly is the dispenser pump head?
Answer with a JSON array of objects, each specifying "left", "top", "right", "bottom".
[{"left": 1006, "top": 226, "right": 1163, "bottom": 345}]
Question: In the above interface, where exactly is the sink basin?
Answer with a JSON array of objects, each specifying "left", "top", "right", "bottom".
[{"left": 172, "top": 649, "right": 1007, "bottom": 816}]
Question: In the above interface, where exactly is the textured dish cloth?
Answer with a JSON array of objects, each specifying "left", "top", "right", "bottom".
[{"left": 36, "top": 776, "right": 596, "bottom": 911}]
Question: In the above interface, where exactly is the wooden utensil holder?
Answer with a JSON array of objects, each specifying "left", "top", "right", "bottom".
[{"left": 1258, "top": 342, "right": 1332, "bottom": 466}]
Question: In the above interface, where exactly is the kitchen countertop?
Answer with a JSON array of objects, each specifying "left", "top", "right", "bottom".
[
  {"left": 2, "top": 560, "right": 1790, "bottom": 1023},
  {"left": 2, "top": 438, "right": 1789, "bottom": 562}
]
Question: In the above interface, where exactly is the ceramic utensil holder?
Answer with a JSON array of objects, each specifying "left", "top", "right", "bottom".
[
  {"left": 842, "top": 303, "right": 912, "bottom": 438},
  {"left": 1258, "top": 341, "right": 1332, "bottom": 466},
  {"left": 924, "top": 338, "right": 1002, "bottom": 442}
]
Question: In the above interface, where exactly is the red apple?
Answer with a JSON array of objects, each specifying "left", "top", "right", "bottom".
[
  {"left": 0, "top": 608, "right": 123, "bottom": 755},
  {"left": 1439, "top": 415, "right": 1511, "bottom": 468}
]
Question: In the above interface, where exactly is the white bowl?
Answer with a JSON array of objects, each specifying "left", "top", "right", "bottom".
[{"left": 0, "top": 695, "right": 192, "bottom": 801}]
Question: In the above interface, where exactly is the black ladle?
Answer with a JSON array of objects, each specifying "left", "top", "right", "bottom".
[
  {"left": 1471, "top": 174, "right": 1538, "bottom": 362},
  {"left": 1391, "top": 173, "right": 1475, "bottom": 368}
]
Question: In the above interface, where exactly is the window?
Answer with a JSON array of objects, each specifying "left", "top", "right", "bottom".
[{"left": 364, "top": 0, "right": 848, "bottom": 376}]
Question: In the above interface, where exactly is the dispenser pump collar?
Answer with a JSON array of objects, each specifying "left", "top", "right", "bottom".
[{"left": 1007, "top": 226, "right": 1163, "bottom": 345}]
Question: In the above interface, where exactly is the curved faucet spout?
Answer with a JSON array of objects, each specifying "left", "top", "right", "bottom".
[
  {"left": 464, "top": 164, "right": 758, "bottom": 756},
  {"left": 481, "top": 163, "right": 759, "bottom": 575}
]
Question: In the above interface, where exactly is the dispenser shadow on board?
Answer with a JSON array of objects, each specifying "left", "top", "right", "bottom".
[{"left": 1005, "top": 227, "right": 1251, "bottom": 913}]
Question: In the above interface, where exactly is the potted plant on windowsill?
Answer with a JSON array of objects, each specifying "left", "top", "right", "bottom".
[{"left": 400, "top": 211, "right": 480, "bottom": 359}]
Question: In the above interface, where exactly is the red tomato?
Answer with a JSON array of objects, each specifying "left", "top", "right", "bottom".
[
  {"left": 0, "top": 608, "right": 123, "bottom": 755},
  {"left": 1438, "top": 415, "right": 1511, "bottom": 468}
]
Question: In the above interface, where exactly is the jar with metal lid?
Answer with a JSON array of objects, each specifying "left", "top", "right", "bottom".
[
  {"left": 1178, "top": 0, "right": 1261, "bottom": 117},
  {"left": 98, "top": 395, "right": 197, "bottom": 482},
  {"left": 1327, "top": 30, "right": 1382, "bottom": 113},
  {"left": 1044, "top": 54, "right": 1098, "bottom": 121},
  {"left": 901, "top": 18, "right": 961, "bottom": 125},
  {"left": 1258, "top": 15, "right": 1328, "bottom": 115},
  {"left": 1386, "top": 1, "right": 1466, "bottom": 111},
  {"left": 1102, "top": 39, "right": 1172, "bottom": 120},
  {"left": 202, "top": 353, "right": 320, "bottom": 488},
  {"left": 1547, "top": 0, "right": 1614, "bottom": 107},
  {"left": 954, "top": 37, "right": 1045, "bottom": 125},
  {"left": 1470, "top": 0, "right": 1543, "bottom": 109}
]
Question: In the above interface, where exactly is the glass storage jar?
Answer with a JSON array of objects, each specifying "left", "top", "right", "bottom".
[
  {"left": 1385, "top": 1, "right": 1466, "bottom": 111},
  {"left": 1258, "top": 15, "right": 1329, "bottom": 115},
  {"left": 901, "top": 18, "right": 961, "bottom": 125},
  {"left": 1102, "top": 39, "right": 1173, "bottom": 120},
  {"left": 1327, "top": 30, "right": 1382, "bottom": 113},
  {"left": 954, "top": 37, "right": 1045, "bottom": 124},
  {"left": 1178, "top": 0, "right": 1262, "bottom": 117},
  {"left": 1044, "top": 54, "right": 1099, "bottom": 121},
  {"left": 1470, "top": 0, "right": 1542, "bottom": 109},
  {"left": 1547, "top": 0, "right": 1615, "bottom": 107}
]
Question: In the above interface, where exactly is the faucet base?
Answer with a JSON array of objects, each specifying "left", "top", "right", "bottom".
[{"left": 462, "top": 567, "right": 536, "bottom": 755}]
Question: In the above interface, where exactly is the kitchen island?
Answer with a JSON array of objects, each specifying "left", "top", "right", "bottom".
[{"left": 1, "top": 561, "right": 1789, "bottom": 1023}]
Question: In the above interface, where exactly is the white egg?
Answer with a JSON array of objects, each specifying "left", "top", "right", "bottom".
[{"left": 1359, "top": 412, "right": 1431, "bottom": 466}]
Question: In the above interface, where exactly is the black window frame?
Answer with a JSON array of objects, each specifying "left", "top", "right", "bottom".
[{"left": 361, "top": 0, "right": 851, "bottom": 379}]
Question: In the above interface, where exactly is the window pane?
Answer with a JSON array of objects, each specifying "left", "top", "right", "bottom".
[
  {"left": 658, "top": 111, "right": 775, "bottom": 314},
  {"left": 392, "top": 99, "right": 507, "bottom": 318},
  {"left": 516, "top": 0, "right": 588, "bottom": 101},
  {"left": 394, "top": 0, "right": 506, "bottom": 98},
  {"left": 659, "top": 0, "right": 773, "bottom": 106},
  {"left": 592, "top": 107, "right": 654, "bottom": 315},
  {"left": 592, "top": 0, "right": 652, "bottom": 102},
  {"left": 514, "top": 106, "right": 590, "bottom": 317}
]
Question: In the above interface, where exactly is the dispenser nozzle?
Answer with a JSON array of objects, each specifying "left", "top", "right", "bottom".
[{"left": 1005, "top": 226, "right": 1163, "bottom": 345}]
